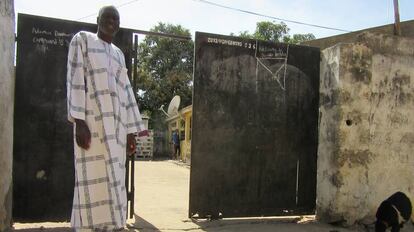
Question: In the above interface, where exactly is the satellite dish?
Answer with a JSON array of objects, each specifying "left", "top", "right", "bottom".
[
  {"left": 158, "top": 95, "right": 181, "bottom": 118},
  {"left": 167, "top": 95, "right": 181, "bottom": 116}
]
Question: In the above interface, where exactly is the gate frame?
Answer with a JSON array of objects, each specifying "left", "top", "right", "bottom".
[{"left": 189, "top": 32, "right": 320, "bottom": 219}]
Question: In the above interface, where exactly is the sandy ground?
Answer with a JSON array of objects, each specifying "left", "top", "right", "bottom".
[{"left": 12, "top": 160, "right": 414, "bottom": 232}]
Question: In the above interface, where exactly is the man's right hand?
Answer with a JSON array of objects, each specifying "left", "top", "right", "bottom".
[{"left": 75, "top": 119, "right": 91, "bottom": 150}]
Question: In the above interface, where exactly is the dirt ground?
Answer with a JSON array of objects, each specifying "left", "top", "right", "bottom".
[{"left": 12, "top": 160, "right": 414, "bottom": 232}]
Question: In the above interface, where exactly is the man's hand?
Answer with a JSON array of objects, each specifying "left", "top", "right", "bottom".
[
  {"left": 138, "top": 130, "right": 149, "bottom": 137},
  {"left": 75, "top": 119, "right": 91, "bottom": 150},
  {"left": 127, "top": 133, "right": 136, "bottom": 155}
]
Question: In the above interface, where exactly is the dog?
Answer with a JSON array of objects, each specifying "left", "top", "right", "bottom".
[{"left": 375, "top": 191, "right": 413, "bottom": 232}]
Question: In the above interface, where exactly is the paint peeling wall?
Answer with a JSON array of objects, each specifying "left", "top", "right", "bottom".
[
  {"left": 0, "top": 0, "right": 15, "bottom": 231},
  {"left": 317, "top": 32, "right": 414, "bottom": 225}
]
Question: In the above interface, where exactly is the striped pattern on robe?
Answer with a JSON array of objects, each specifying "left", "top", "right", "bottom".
[{"left": 67, "top": 31, "right": 146, "bottom": 231}]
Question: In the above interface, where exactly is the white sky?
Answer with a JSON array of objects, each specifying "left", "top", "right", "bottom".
[{"left": 14, "top": 0, "right": 414, "bottom": 39}]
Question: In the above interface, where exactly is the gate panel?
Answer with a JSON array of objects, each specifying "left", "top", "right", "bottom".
[
  {"left": 189, "top": 32, "right": 320, "bottom": 218},
  {"left": 14, "top": 14, "right": 133, "bottom": 221}
]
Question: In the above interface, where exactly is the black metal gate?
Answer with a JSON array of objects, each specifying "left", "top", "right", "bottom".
[
  {"left": 13, "top": 14, "right": 135, "bottom": 221},
  {"left": 189, "top": 32, "right": 320, "bottom": 218}
]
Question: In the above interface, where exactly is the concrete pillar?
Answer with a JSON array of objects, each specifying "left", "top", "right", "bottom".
[
  {"left": 317, "top": 32, "right": 414, "bottom": 225},
  {"left": 0, "top": 0, "right": 15, "bottom": 231}
]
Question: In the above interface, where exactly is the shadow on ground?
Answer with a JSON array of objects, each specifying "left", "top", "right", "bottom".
[
  {"left": 12, "top": 223, "right": 139, "bottom": 232},
  {"left": 13, "top": 226, "right": 72, "bottom": 232},
  {"left": 189, "top": 216, "right": 309, "bottom": 230},
  {"left": 130, "top": 215, "right": 161, "bottom": 231}
]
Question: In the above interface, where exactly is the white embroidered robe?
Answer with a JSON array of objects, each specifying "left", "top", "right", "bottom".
[{"left": 67, "top": 31, "right": 145, "bottom": 231}]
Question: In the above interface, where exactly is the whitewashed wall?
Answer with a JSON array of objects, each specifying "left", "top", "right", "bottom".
[{"left": 317, "top": 32, "right": 414, "bottom": 225}]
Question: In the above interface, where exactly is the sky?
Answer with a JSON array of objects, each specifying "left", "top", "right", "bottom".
[{"left": 14, "top": 0, "right": 414, "bottom": 40}]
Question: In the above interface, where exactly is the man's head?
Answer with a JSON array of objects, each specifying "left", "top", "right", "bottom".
[{"left": 97, "top": 5, "right": 120, "bottom": 42}]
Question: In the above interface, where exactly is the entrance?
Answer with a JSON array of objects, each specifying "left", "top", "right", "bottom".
[
  {"left": 14, "top": 13, "right": 320, "bottom": 221},
  {"left": 189, "top": 32, "right": 320, "bottom": 218}
]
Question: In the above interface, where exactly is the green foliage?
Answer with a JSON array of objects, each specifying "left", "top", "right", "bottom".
[
  {"left": 236, "top": 30, "right": 255, "bottom": 39},
  {"left": 284, "top": 33, "right": 316, "bottom": 44},
  {"left": 254, "top": 21, "right": 289, "bottom": 42},
  {"left": 136, "top": 22, "right": 194, "bottom": 124},
  {"left": 234, "top": 21, "right": 315, "bottom": 44}
]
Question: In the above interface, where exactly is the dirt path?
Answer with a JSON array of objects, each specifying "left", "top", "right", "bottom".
[
  {"left": 131, "top": 160, "right": 361, "bottom": 232},
  {"left": 13, "top": 160, "right": 377, "bottom": 231}
]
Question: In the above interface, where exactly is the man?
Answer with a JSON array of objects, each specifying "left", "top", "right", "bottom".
[
  {"left": 171, "top": 130, "right": 180, "bottom": 160},
  {"left": 67, "top": 5, "right": 148, "bottom": 231}
]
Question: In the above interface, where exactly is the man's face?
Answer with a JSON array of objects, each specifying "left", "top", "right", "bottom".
[{"left": 97, "top": 7, "right": 120, "bottom": 37}]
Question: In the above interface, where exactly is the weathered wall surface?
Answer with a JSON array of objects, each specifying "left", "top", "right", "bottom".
[
  {"left": 317, "top": 32, "right": 414, "bottom": 225},
  {"left": 0, "top": 0, "right": 15, "bottom": 231},
  {"left": 303, "top": 20, "right": 414, "bottom": 50}
]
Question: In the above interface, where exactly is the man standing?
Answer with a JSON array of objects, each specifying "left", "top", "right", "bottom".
[
  {"left": 172, "top": 130, "right": 180, "bottom": 160},
  {"left": 67, "top": 5, "right": 148, "bottom": 231}
]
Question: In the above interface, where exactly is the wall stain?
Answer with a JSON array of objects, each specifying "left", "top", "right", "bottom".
[
  {"left": 323, "top": 63, "right": 336, "bottom": 89},
  {"left": 368, "top": 91, "right": 385, "bottom": 125},
  {"left": 387, "top": 111, "right": 408, "bottom": 126},
  {"left": 391, "top": 73, "right": 412, "bottom": 106},
  {"left": 320, "top": 89, "right": 340, "bottom": 109},
  {"left": 340, "top": 90, "right": 352, "bottom": 104},
  {"left": 392, "top": 73, "right": 410, "bottom": 86},
  {"left": 330, "top": 171, "right": 344, "bottom": 188},
  {"left": 400, "top": 132, "right": 414, "bottom": 144},
  {"left": 358, "top": 32, "right": 414, "bottom": 57},
  {"left": 348, "top": 46, "right": 372, "bottom": 84},
  {"left": 324, "top": 114, "right": 341, "bottom": 145},
  {"left": 358, "top": 129, "right": 371, "bottom": 145},
  {"left": 337, "top": 149, "right": 373, "bottom": 168},
  {"left": 318, "top": 204, "right": 345, "bottom": 224}
]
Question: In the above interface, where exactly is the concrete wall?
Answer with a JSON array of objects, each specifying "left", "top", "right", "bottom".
[
  {"left": 317, "top": 32, "right": 414, "bottom": 225},
  {"left": 0, "top": 0, "right": 14, "bottom": 231},
  {"left": 303, "top": 20, "right": 414, "bottom": 50}
]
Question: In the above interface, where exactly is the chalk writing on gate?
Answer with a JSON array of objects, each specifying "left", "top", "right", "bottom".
[
  {"left": 31, "top": 27, "right": 74, "bottom": 47},
  {"left": 207, "top": 37, "right": 257, "bottom": 50}
]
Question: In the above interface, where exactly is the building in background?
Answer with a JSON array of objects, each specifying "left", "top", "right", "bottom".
[
  {"left": 136, "top": 115, "right": 153, "bottom": 159},
  {"left": 166, "top": 105, "right": 192, "bottom": 163}
]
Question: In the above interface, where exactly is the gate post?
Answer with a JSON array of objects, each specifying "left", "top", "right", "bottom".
[{"left": 0, "top": 0, "right": 15, "bottom": 231}]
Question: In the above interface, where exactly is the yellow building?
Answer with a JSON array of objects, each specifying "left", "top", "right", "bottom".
[{"left": 166, "top": 105, "right": 192, "bottom": 163}]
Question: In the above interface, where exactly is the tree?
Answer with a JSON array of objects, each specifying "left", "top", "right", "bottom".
[
  {"left": 284, "top": 33, "right": 316, "bottom": 44},
  {"left": 231, "top": 30, "right": 254, "bottom": 39},
  {"left": 136, "top": 23, "right": 194, "bottom": 126},
  {"left": 254, "top": 21, "right": 289, "bottom": 42},
  {"left": 233, "top": 21, "right": 315, "bottom": 44}
]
